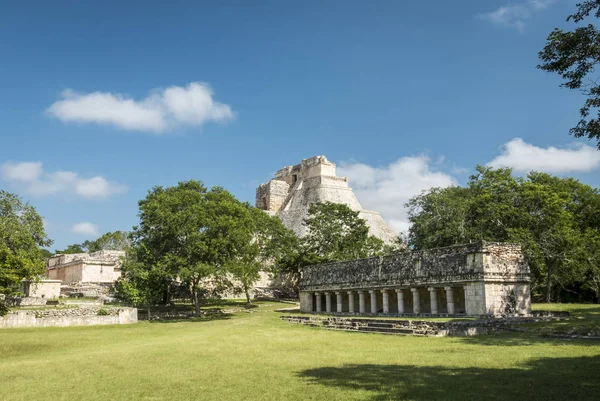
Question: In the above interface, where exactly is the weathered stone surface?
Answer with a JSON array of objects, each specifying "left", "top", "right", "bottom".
[
  {"left": 256, "top": 155, "right": 397, "bottom": 243},
  {"left": 46, "top": 250, "right": 124, "bottom": 284},
  {"left": 280, "top": 314, "right": 567, "bottom": 337},
  {"left": 0, "top": 307, "right": 137, "bottom": 328},
  {"left": 299, "top": 241, "right": 531, "bottom": 316},
  {"left": 20, "top": 279, "right": 62, "bottom": 299}
]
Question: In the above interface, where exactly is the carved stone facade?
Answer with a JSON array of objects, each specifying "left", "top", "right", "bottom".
[
  {"left": 256, "top": 155, "right": 397, "bottom": 243},
  {"left": 299, "top": 242, "right": 531, "bottom": 316},
  {"left": 46, "top": 250, "right": 125, "bottom": 284}
]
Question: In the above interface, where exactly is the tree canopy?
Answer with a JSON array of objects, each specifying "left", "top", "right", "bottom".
[
  {"left": 55, "top": 230, "right": 130, "bottom": 255},
  {"left": 117, "top": 181, "right": 259, "bottom": 315},
  {"left": 0, "top": 190, "right": 52, "bottom": 314},
  {"left": 407, "top": 166, "right": 600, "bottom": 303},
  {"left": 277, "top": 202, "right": 398, "bottom": 291},
  {"left": 538, "top": 0, "right": 600, "bottom": 148}
]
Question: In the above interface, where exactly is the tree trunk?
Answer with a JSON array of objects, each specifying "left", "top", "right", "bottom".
[
  {"left": 245, "top": 286, "right": 251, "bottom": 305},
  {"left": 546, "top": 262, "right": 552, "bottom": 303},
  {"left": 194, "top": 291, "right": 201, "bottom": 317}
]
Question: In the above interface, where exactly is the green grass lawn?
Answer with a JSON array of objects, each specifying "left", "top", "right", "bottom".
[{"left": 1, "top": 301, "right": 599, "bottom": 401}]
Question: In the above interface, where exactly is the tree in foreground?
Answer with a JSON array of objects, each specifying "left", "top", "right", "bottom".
[
  {"left": 118, "top": 181, "right": 254, "bottom": 316},
  {"left": 538, "top": 0, "right": 600, "bottom": 148},
  {"left": 0, "top": 190, "right": 52, "bottom": 315},
  {"left": 227, "top": 206, "right": 297, "bottom": 304}
]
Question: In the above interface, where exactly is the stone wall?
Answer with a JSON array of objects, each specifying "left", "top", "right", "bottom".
[
  {"left": 20, "top": 279, "right": 62, "bottom": 299},
  {"left": 47, "top": 250, "right": 124, "bottom": 284},
  {"left": 299, "top": 241, "right": 531, "bottom": 316},
  {"left": 300, "top": 242, "right": 529, "bottom": 291},
  {"left": 0, "top": 307, "right": 137, "bottom": 329}
]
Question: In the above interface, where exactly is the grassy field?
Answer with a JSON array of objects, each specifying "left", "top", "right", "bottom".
[{"left": 1, "top": 302, "right": 599, "bottom": 401}]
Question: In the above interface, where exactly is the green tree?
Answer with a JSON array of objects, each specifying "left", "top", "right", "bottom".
[
  {"left": 0, "top": 191, "right": 52, "bottom": 314},
  {"left": 55, "top": 243, "right": 86, "bottom": 254},
  {"left": 227, "top": 206, "right": 297, "bottom": 304},
  {"left": 85, "top": 230, "right": 130, "bottom": 252},
  {"left": 407, "top": 167, "right": 600, "bottom": 303},
  {"left": 303, "top": 202, "right": 385, "bottom": 262},
  {"left": 121, "top": 181, "right": 253, "bottom": 316},
  {"left": 406, "top": 186, "right": 472, "bottom": 249},
  {"left": 278, "top": 202, "right": 390, "bottom": 292},
  {"left": 115, "top": 248, "right": 165, "bottom": 318},
  {"left": 538, "top": 0, "right": 600, "bottom": 148}
]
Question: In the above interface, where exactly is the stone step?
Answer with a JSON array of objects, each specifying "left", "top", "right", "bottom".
[{"left": 357, "top": 326, "right": 415, "bottom": 335}]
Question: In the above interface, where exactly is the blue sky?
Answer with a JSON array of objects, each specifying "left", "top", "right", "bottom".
[{"left": 1, "top": 0, "right": 599, "bottom": 250}]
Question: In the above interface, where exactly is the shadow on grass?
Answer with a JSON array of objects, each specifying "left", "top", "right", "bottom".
[
  {"left": 147, "top": 313, "right": 233, "bottom": 324},
  {"left": 456, "top": 331, "right": 599, "bottom": 347},
  {"left": 298, "top": 355, "right": 600, "bottom": 401}
]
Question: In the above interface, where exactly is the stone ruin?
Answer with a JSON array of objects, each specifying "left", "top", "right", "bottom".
[
  {"left": 256, "top": 155, "right": 397, "bottom": 243},
  {"left": 299, "top": 241, "right": 532, "bottom": 317},
  {"left": 42, "top": 250, "right": 126, "bottom": 301}
]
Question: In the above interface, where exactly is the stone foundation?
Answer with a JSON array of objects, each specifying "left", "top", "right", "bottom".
[{"left": 0, "top": 307, "right": 137, "bottom": 329}]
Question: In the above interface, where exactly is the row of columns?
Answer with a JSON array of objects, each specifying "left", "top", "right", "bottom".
[{"left": 311, "top": 287, "right": 456, "bottom": 315}]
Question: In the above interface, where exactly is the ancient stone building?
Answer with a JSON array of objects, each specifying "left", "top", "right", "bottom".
[
  {"left": 20, "top": 279, "right": 61, "bottom": 299},
  {"left": 46, "top": 250, "right": 125, "bottom": 284},
  {"left": 256, "top": 155, "right": 397, "bottom": 243},
  {"left": 299, "top": 242, "right": 531, "bottom": 316}
]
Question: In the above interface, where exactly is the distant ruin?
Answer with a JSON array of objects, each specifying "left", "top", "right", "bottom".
[
  {"left": 256, "top": 155, "right": 397, "bottom": 243},
  {"left": 47, "top": 250, "right": 124, "bottom": 284}
]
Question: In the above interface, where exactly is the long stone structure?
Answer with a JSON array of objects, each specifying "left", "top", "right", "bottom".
[
  {"left": 299, "top": 241, "right": 531, "bottom": 316},
  {"left": 256, "top": 155, "right": 397, "bottom": 243}
]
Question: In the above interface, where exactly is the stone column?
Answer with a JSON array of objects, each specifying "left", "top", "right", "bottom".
[
  {"left": 381, "top": 289, "right": 390, "bottom": 314},
  {"left": 335, "top": 291, "right": 343, "bottom": 313},
  {"left": 307, "top": 292, "right": 314, "bottom": 312},
  {"left": 411, "top": 288, "right": 420, "bottom": 314},
  {"left": 428, "top": 287, "right": 438, "bottom": 314},
  {"left": 325, "top": 292, "right": 332, "bottom": 313},
  {"left": 347, "top": 291, "right": 355, "bottom": 314},
  {"left": 358, "top": 291, "right": 366, "bottom": 314},
  {"left": 315, "top": 292, "right": 322, "bottom": 312},
  {"left": 369, "top": 290, "right": 377, "bottom": 314},
  {"left": 445, "top": 286, "right": 455, "bottom": 314},
  {"left": 395, "top": 289, "right": 405, "bottom": 314}
]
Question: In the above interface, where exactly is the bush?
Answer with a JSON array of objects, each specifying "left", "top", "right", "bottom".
[{"left": 97, "top": 308, "right": 110, "bottom": 316}]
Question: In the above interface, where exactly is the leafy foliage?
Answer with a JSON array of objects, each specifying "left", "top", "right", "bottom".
[
  {"left": 117, "top": 181, "right": 255, "bottom": 315},
  {"left": 0, "top": 190, "right": 52, "bottom": 314},
  {"left": 538, "top": 0, "right": 600, "bottom": 148},
  {"left": 277, "top": 202, "right": 397, "bottom": 291},
  {"left": 407, "top": 166, "right": 600, "bottom": 303},
  {"left": 227, "top": 206, "right": 297, "bottom": 304},
  {"left": 55, "top": 230, "right": 130, "bottom": 255}
]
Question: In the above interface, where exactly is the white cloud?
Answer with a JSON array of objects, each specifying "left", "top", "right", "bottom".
[
  {"left": 488, "top": 138, "right": 600, "bottom": 173},
  {"left": 0, "top": 161, "right": 127, "bottom": 199},
  {"left": 72, "top": 222, "right": 99, "bottom": 236},
  {"left": 47, "top": 82, "right": 234, "bottom": 133},
  {"left": 338, "top": 156, "right": 458, "bottom": 234},
  {"left": 477, "top": 0, "right": 555, "bottom": 32},
  {"left": 1, "top": 161, "right": 43, "bottom": 181}
]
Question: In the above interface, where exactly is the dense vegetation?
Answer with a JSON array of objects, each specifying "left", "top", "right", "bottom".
[
  {"left": 407, "top": 166, "right": 600, "bottom": 303},
  {"left": 0, "top": 190, "right": 51, "bottom": 315},
  {"left": 115, "top": 182, "right": 395, "bottom": 313},
  {"left": 539, "top": 0, "right": 600, "bottom": 148}
]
